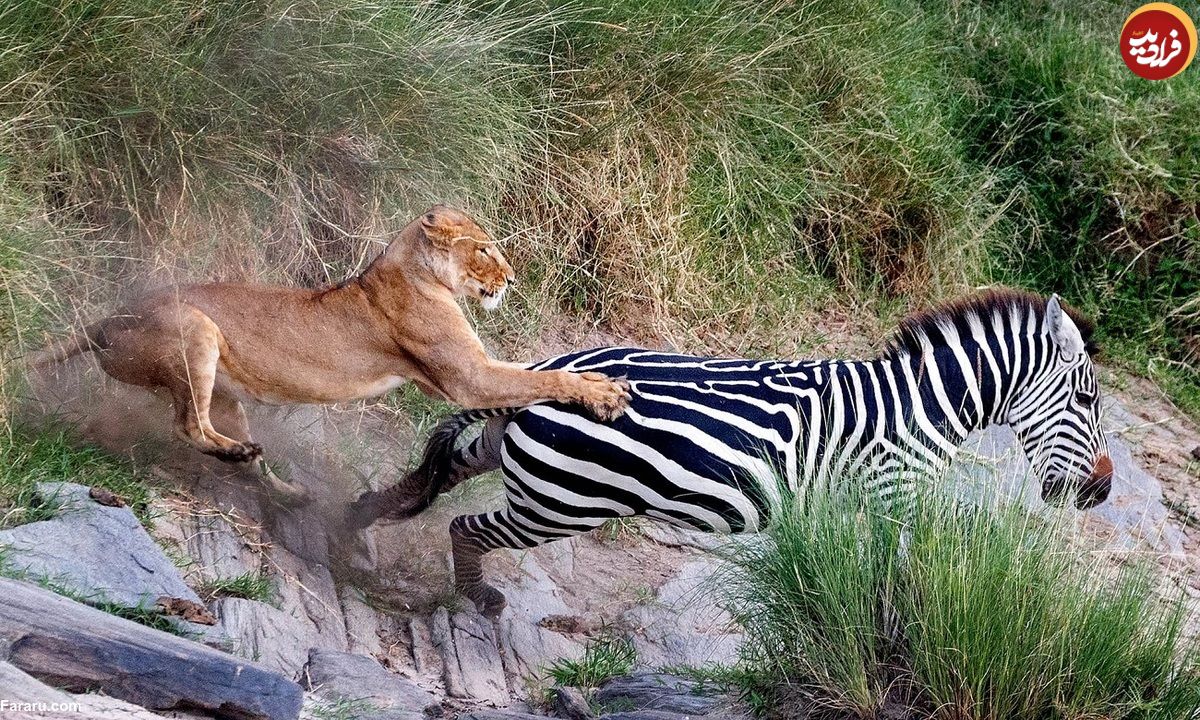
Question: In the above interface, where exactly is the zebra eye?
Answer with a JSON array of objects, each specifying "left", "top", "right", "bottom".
[{"left": 1074, "top": 390, "right": 1095, "bottom": 407}]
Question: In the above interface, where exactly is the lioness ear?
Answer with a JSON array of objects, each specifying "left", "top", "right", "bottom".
[
  {"left": 1046, "top": 294, "right": 1085, "bottom": 359},
  {"left": 420, "top": 207, "right": 458, "bottom": 250}
]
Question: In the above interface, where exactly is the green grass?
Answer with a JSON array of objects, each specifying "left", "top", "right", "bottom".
[
  {"left": 722, "top": 484, "right": 1200, "bottom": 720},
  {"left": 0, "top": 0, "right": 1196, "bottom": 411},
  {"left": 0, "top": 426, "right": 154, "bottom": 529},
  {"left": 197, "top": 571, "right": 275, "bottom": 604},
  {"left": 546, "top": 633, "right": 638, "bottom": 691},
  {"left": 0, "top": 563, "right": 191, "bottom": 637},
  {"left": 307, "top": 697, "right": 380, "bottom": 720}
]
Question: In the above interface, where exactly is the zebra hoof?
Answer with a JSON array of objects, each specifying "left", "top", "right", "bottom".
[{"left": 466, "top": 584, "right": 507, "bottom": 618}]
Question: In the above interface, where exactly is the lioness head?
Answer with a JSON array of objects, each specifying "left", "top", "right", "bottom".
[{"left": 417, "top": 205, "right": 515, "bottom": 310}]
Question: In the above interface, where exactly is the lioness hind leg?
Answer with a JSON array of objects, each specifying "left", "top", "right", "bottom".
[
  {"left": 209, "top": 393, "right": 309, "bottom": 505},
  {"left": 155, "top": 310, "right": 260, "bottom": 464}
]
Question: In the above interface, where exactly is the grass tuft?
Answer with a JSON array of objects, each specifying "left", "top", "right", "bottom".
[
  {"left": 197, "top": 571, "right": 275, "bottom": 604},
  {"left": 546, "top": 632, "right": 638, "bottom": 691},
  {"left": 722, "top": 483, "right": 1200, "bottom": 719},
  {"left": 0, "top": 426, "right": 154, "bottom": 529}
]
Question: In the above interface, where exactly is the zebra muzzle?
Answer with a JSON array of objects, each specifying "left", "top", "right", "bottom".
[{"left": 1075, "top": 455, "right": 1113, "bottom": 510}]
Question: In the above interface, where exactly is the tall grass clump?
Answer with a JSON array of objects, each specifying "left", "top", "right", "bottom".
[
  {"left": 724, "top": 484, "right": 1200, "bottom": 719},
  {"left": 726, "top": 486, "right": 904, "bottom": 717}
]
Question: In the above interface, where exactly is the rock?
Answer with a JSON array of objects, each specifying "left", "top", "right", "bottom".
[
  {"left": 595, "top": 674, "right": 719, "bottom": 716},
  {"left": 623, "top": 561, "right": 742, "bottom": 669},
  {"left": 211, "top": 545, "right": 348, "bottom": 676},
  {"left": 211, "top": 597, "right": 321, "bottom": 677},
  {"left": 0, "top": 577, "right": 303, "bottom": 720},
  {"left": 552, "top": 686, "right": 594, "bottom": 720},
  {"left": 339, "top": 586, "right": 384, "bottom": 657},
  {"left": 431, "top": 607, "right": 509, "bottom": 704},
  {"left": 456, "top": 713, "right": 547, "bottom": 720},
  {"left": 303, "top": 649, "right": 438, "bottom": 719},
  {"left": 600, "top": 713, "right": 695, "bottom": 720},
  {"left": 73, "top": 693, "right": 213, "bottom": 720},
  {"left": 0, "top": 660, "right": 77, "bottom": 703},
  {"left": 0, "top": 483, "right": 201, "bottom": 609},
  {"left": 495, "top": 548, "right": 589, "bottom": 682}
]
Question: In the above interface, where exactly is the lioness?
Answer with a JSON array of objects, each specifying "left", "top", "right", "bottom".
[{"left": 30, "top": 205, "right": 630, "bottom": 503}]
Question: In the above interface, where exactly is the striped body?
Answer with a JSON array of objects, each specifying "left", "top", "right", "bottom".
[{"left": 498, "top": 347, "right": 963, "bottom": 539}]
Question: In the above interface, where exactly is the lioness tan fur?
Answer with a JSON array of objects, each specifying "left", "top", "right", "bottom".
[{"left": 29, "top": 205, "right": 630, "bottom": 503}]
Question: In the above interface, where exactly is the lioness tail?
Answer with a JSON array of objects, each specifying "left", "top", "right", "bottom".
[{"left": 26, "top": 324, "right": 103, "bottom": 368}]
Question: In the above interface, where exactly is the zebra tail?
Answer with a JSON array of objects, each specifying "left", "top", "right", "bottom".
[{"left": 347, "top": 407, "right": 516, "bottom": 528}]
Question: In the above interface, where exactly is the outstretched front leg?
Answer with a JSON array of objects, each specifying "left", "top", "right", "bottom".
[{"left": 422, "top": 354, "right": 631, "bottom": 421}]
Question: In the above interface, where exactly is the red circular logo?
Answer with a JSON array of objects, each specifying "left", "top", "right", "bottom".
[{"left": 1121, "top": 3, "right": 1197, "bottom": 80}]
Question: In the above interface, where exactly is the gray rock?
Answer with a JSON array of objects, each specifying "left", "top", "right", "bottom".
[
  {"left": 456, "top": 713, "right": 548, "bottom": 720},
  {"left": 495, "top": 548, "right": 588, "bottom": 681},
  {"left": 0, "top": 660, "right": 76, "bottom": 703},
  {"left": 600, "top": 712, "right": 695, "bottom": 720},
  {"left": 211, "top": 545, "right": 348, "bottom": 676},
  {"left": 552, "top": 686, "right": 594, "bottom": 720},
  {"left": 73, "top": 694, "right": 214, "bottom": 720},
  {"left": 431, "top": 607, "right": 509, "bottom": 704},
  {"left": 211, "top": 597, "right": 321, "bottom": 677},
  {"left": 0, "top": 577, "right": 302, "bottom": 720},
  {"left": 303, "top": 649, "right": 438, "bottom": 719},
  {"left": 623, "top": 561, "right": 742, "bottom": 669},
  {"left": 0, "top": 483, "right": 200, "bottom": 608},
  {"left": 339, "top": 587, "right": 384, "bottom": 657},
  {"left": 595, "top": 674, "right": 718, "bottom": 716}
]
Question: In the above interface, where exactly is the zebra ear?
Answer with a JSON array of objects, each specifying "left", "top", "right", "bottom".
[{"left": 1046, "top": 294, "right": 1085, "bottom": 359}]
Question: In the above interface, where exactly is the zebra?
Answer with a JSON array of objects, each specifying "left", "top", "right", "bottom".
[{"left": 349, "top": 290, "right": 1113, "bottom": 616}]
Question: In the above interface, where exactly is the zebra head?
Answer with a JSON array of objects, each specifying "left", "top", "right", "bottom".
[{"left": 1005, "top": 295, "right": 1111, "bottom": 510}]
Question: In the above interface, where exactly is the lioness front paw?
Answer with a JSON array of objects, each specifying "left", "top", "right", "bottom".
[{"left": 579, "top": 373, "right": 631, "bottom": 421}]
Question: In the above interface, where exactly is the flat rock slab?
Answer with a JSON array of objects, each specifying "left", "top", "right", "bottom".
[
  {"left": 0, "top": 660, "right": 77, "bottom": 703},
  {"left": 0, "top": 578, "right": 303, "bottom": 720},
  {"left": 0, "top": 483, "right": 200, "bottom": 608},
  {"left": 304, "top": 649, "right": 438, "bottom": 719},
  {"left": 596, "top": 674, "right": 720, "bottom": 716},
  {"left": 432, "top": 607, "right": 509, "bottom": 704}
]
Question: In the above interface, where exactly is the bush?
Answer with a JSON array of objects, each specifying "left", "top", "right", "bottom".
[{"left": 722, "top": 485, "right": 1200, "bottom": 719}]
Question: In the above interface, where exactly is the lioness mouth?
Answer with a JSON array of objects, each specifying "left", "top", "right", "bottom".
[{"left": 480, "top": 286, "right": 505, "bottom": 311}]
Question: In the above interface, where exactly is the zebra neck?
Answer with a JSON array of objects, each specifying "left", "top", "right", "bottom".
[{"left": 892, "top": 342, "right": 1011, "bottom": 443}]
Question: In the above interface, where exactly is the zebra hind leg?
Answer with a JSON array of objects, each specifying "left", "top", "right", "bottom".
[{"left": 449, "top": 508, "right": 572, "bottom": 617}]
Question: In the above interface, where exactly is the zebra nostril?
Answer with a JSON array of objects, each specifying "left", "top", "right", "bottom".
[{"left": 1075, "top": 455, "right": 1113, "bottom": 509}]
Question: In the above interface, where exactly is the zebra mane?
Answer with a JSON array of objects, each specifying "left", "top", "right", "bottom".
[{"left": 880, "top": 288, "right": 1097, "bottom": 360}]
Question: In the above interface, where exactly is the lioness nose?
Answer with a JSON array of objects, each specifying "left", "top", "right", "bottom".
[{"left": 1076, "top": 454, "right": 1113, "bottom": 509}]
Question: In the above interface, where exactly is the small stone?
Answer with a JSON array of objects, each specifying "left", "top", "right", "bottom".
[
  {"left": 89, "top": 486, "right": 126, "bottom": 507},
  {"left": 156, "top": 596, "right": 217, "bottom": 626},
  {"left": 552, "top": 686, "right": 594, "bottom": 720}
]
